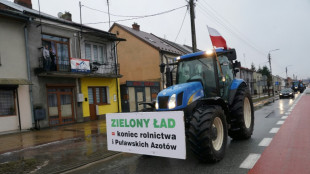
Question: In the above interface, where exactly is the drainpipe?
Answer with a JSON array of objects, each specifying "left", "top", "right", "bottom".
[
  {"left": 16, "top": 88, "right": 22, "bottom": 131},
  {"left": 114, "top": 41, "right": 120, "bottom": 112},
  {"left": 24, "top": 24, "right": 35, "bottom": 126}
]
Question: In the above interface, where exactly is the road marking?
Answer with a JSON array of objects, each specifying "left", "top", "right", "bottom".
[
  {"left": 277, "top": 120, "right": 285, "bottom": 125},
  {"left": 269, "top": 128, "right": 279, "bottom": 133},
  {"left": 281, "top": 116, "right": 288, "bottom": 119},
  {"left": 259, "top": 138, "right": 273, "bottom": 146},
  {"left": 285, "top": 112, "right": 290, "bottom": 115},
  {"left": 240, "top": 153, "right": 261, "bottom": 169}
]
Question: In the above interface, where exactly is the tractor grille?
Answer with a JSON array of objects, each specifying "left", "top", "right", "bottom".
[{"left": 158, "top": 96, "right": 169, "bottom": 109}]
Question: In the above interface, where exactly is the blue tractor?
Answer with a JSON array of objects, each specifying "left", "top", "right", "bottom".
[{"left": 156, "top": 48, "right": 254, "bottom": 163}]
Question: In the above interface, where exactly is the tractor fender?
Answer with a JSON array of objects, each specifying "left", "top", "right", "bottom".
[{"left": 228, "top": 79, "right": 247, "bottom": 105}]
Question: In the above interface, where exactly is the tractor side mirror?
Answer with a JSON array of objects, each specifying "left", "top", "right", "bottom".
[{"left": 159, "top": 63, "right": 166, "bottom": 73}]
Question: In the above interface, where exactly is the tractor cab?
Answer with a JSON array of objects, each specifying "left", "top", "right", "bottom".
[{"left": 156, "top": 48, "right": 240, "bottom": 111}]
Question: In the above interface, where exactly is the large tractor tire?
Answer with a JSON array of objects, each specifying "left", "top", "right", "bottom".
[
  {"left": 229, "top": 86, "right": 254, "bottom": 140},
  {"left": 188, "top": 105, "right": 227, "bottom": 163}
]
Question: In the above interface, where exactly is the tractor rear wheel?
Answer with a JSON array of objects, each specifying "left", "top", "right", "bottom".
[
  {"left": 229, "top": 86, "right": 254, "bottom": 140},
  {"left": 188, "top": 105, "right": 227, "bottom": 163}
]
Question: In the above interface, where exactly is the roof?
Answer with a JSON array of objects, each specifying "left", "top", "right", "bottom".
[
  {"left": 154, "top": 37, "right": 192, "bottom": 54},
  {"left": 0, "top": 0, "right": 122, "bottom": 41},
  {"left": 111, "top": 23, "right": 184, "bottom": 55}
]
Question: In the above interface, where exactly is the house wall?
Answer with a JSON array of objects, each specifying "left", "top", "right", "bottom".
[
  {"left": 81, "top": 78, "right": 121, "bottom": 118},
  {"left": 253, "top": 72, "right": 263, "bottom": 95},
  {"left": 27, "top": 22, "right": 83, "bottom": 127},
  {"left": 110, "top": 26, "right": 161, "bottom": 85},
  {"left": 236, "top": 69, "right": 254, "bottom": 94},
  {"left": 0, "top": 16, "right": 32, "bottom": 132},
  {"left": 0, "top": 17, "right": 28, "bottom": 78}
]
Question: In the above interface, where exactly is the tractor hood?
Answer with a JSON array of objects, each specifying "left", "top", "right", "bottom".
[{"left": 156, "top": 82, "right": 204, "bottom": 111}]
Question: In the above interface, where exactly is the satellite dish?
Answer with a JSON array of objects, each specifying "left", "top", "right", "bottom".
[{"left": 57, "top": 12, "right": 63, "bottom": 18}]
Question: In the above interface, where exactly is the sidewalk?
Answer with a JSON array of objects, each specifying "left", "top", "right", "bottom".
[
  {"left": 0, "top": 95, "right": 278, "bottom": 173},
  {"left": 249, "top": 89, "right": 310, "bottom": 174}
]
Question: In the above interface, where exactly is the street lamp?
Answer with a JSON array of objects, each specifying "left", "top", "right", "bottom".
[{"left": 268, "top": 49, "right": 280, "bottom": 96}]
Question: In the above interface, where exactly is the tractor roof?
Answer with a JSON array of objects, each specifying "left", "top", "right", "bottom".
[{"left": 175, "top": 48, "right": 235, "bottom": 61}]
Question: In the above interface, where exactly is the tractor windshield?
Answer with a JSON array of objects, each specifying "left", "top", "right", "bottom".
[{"left": 177, "top": 57, "right": 217, "bottom": 96}]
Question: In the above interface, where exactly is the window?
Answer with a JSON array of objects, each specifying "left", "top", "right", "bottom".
[
  {"left": 85, "top": 44, "right": 91, "bottom": 60},
  {"left": 42, "top": 34, "right": 70, "bottom": 71},
  {"left": 88, "top": 87, "right": 109, "bottom": 105},
  {"left": 84, "top": 43, "right": 107, "bottom": 64},
  {"left": 0, "top": 89, "right": 16, "bottom": 116}
]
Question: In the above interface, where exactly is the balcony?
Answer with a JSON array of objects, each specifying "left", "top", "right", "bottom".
[{"left": 36, "top": 57, "right": 122, "bottom": 78}]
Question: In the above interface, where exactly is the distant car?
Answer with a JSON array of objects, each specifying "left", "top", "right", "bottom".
[{"left": 279, "top": 88, "right": 294, "bottom": 99}]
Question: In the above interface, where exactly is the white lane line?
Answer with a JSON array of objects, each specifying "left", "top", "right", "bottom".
[
  {"left": 277, "top": 120, "right": 285, "bottom": 125},
  {"left": 281, "top": 116, "right": 288, "bottom": 119},
  {"left": 240, "top": 153, "right": 261, "bottom": 169},
  {"left": 269, "top": 128, "right": 280, "bottom": 133},
  {"left": 259, "top": 138, "right": 273, "bottom": 146}
]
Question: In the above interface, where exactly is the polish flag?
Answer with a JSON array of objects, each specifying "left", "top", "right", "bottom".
[{"left": 207, "top": 26, "right": 227, "bottom": 49}]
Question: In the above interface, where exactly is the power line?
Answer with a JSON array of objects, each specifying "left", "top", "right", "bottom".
[
  {"left": 196, "top": 2, "right": 267, "bottom": 57},
  {"left": 82, "top": 4, "right": 186, "bottom": 20},
  {"left": 200, "top": 0, "right": 266, "bottom": 55},
  {"left": 174, "top": 7, "right": 188, "bottom": 42}
]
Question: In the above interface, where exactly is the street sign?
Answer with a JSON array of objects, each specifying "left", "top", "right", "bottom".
[
  {"left": 275, "top": 81, "right": 279, "bottom": 86},
  {"left": 106, "top": 111, "right": 186, "bottom": 159}
]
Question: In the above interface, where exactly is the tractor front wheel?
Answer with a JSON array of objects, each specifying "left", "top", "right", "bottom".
[
  {"left": 188, "top": 105, "right": 227, "bottom": 163},
  {"left": 229, "top": 86, "right": 254, "bottom": 140}
]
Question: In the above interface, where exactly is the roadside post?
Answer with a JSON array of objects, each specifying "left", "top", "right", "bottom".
[{"left": 106, "top": 111, "right": 186, "bottom": 159}]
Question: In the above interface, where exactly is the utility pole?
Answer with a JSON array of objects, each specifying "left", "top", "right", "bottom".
[
  {"left": 79, "top": 1, "right": 82, "bottom": 58},
  {"left": 189, "top": 0, "right": 197, "bottom": 52},
  {"left": 107, "top": 0, "right": 111, "bottom": 28},
  {"left": 268, "top": 53, "right": 273, "bottom": 96},
  {"left": 286, "top": 66, "right": 288, "bottom": 87},
  {"left": 268, "top": 49, "right": 279, "bottom": 96}
]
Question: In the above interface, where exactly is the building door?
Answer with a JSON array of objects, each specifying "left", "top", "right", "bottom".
[
  {"left": 88, "top": 88, "right": 97, "bottom": 121},
  {"left": 136, "top": 87, "right": 145, "bottom": 111},
  {"left": 47, "top": 87, "right": 75, "bottom": 126}
]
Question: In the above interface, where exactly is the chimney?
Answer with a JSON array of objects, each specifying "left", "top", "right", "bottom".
[
  {"left": 60, "top": 12, "right": 72, "bottom": 21},
  {"left": 132, "top": 23, "right": 140, "bottom": 31},
  {"left": 14, "top": 0, "right": 32, "bottom": 9}
]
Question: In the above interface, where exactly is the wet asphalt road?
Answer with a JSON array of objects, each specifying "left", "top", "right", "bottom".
[{"left": 64, "top": 93, "right": 302, "bottom": 174}]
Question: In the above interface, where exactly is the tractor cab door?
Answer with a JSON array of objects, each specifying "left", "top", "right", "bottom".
[
  {"left": 177, "top": 58, "right": 218, "bottom": 97},
  {"left": 217, "top": 55, "right": 234, "bottom": 100}
]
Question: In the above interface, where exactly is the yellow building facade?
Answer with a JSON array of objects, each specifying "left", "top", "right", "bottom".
[{"left": 81, "top": 78, "right": 121, "bottom": 120}]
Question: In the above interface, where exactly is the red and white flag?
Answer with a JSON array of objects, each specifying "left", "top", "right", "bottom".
[{"left": 207, "top": 26, "right": 227, "bottom": 49}]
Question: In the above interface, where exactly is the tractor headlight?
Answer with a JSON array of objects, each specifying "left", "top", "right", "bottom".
[
  {"left": 168, "top": 94, "right": 176, "bottom": 109},
  {"left": 155, "top": 102, "right": 159, "bottom": 110}
]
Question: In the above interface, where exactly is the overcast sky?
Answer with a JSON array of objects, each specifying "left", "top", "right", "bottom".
[{"left": 11, "top": 0, "right": 310, "bottom": 79}]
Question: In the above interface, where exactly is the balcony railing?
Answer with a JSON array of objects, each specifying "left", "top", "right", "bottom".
[{"left": 37, "top": 57, "right": 120, "bottom": 76}]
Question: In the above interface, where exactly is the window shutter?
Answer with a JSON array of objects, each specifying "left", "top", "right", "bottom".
[
  {"left": 103, "top": 44, "right": 107, "bottom": 63},
  {"left": 85, "top": 44, "right": 91, "bottom": 60},
  {"left": 99, "top": 46, "right": 104, "bottom": 64},
  {"left": 93, "top": 45, "right": 98, "bottom": 62},
  {"left": 106, "top": 87, "right": 110, "bottom": 104}
]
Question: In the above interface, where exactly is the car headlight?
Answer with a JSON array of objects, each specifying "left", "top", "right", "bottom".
[
  {"left": 155, "top": 102, "right": 159, "bottom": 110},
  {"left": 295, "top": 87, "right": 298, "bottom": 89},
  {"left": 289, "top": 93, "right": 292, "bottom": 95},
  {"left": 168, "top": 94, "right": 176, "bottom": 109},
  {"left": 280, "top": 93, "right": 282, "bottom": 95}
]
